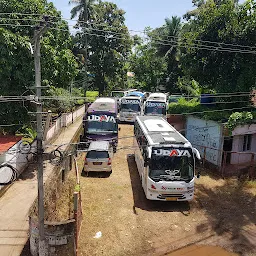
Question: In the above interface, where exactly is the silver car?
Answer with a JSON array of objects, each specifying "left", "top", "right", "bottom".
[{"left": 84, "top": 141, "right": 113, "bottom": 173}]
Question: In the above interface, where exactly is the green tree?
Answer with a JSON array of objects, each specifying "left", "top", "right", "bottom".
[
  {"left": 180, "top": 0, "right": 256, "bottom": 95},
  {"left": 0, "top": 0, "right": 78, "bottom": 133},
  {"left": 129, "top": 35, "right": 167, "bottom": 91},
  {"left": 151, "top": 16, "right": 182, "bottom": 93},
  {"left": 70, "top": 0, "right": 97, "bottom": 21},
  {"left": 73, "top": 1, "right": 132, "bottom": 94}
]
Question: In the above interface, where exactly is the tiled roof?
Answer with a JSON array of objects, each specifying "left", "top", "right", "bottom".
[{"left": 0, "top": 136, "right": 21, "bottom": 154}]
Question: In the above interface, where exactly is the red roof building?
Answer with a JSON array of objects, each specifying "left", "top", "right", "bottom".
[{"left": 0, "top": 136, "right": 21, "bottom": 154}]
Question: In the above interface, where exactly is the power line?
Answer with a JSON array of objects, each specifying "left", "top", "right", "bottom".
[
  {"left": 3, "top": 13, "right": 251, "bottom": 52},
  {"left": 1, "top": 16, "right": 256, "bottom": 53},
  {"left": 174, "top": 106, "right": 253, "bottom": 116},
  {"left": 51, "top": 26, "right": 256, "bottom": 55}
]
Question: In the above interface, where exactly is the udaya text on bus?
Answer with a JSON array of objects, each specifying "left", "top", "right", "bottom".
[
  {"left": 133, "top": 116, "right": 201, "bottom": 201},
  {"left": 143, "top": 93, "right": 168, "bottom": 118},
  {"left": 80, "top": 98, "right": 119, "bottom": 152},
  {"left": 119, "top": 95, "right": 143, "bottom": 122}
]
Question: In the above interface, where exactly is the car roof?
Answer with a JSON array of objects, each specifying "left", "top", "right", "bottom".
[{"left": 88, "top": 141, "right": 110, "bottom": 151}]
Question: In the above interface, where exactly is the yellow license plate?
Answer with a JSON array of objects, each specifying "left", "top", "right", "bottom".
[{"left": 166, "top": 197, "right": 177, "bottom": 201}]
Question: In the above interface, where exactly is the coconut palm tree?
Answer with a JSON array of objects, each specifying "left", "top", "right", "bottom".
[
  {"left": 155, "top": 16, "right": 182, "bottom": 93},
  {"left": 157, "top": 16, "right": 182, "bottom": 58},
  {"left": 69, "top": 0, "right": 97, "bottom": 22}
]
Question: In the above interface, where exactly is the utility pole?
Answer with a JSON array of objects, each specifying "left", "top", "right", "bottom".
[
  {"left": 83, "top": 0, "right": 88, "bottom": 98},
  {"left": 33, "top": 21, "right": 48, "bottom": 256}
]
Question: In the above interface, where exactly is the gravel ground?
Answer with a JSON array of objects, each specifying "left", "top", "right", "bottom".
[{"left": 78, "top": 124, "right": 256, "bottom": 256}]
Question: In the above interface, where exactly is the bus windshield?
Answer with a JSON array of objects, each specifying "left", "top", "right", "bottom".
[
  {"left": 87, "top": 114, "right": 118, "bottom": 134},
  {"left": 111, "top": 91, "right": 124, "bottom": 98},
  {"left": 121, "top": 102, "right": 140, "bottom": 112},
  {"left": 145, "top": 101, "right": 166, "bottom": 115},
  {"left": 149, "top": 150, "right": 194, "bottom": 182}
]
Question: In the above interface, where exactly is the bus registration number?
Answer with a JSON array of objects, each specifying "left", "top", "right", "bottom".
[{"left": 166, "top": 197, "right": 177, "bottom": 201}]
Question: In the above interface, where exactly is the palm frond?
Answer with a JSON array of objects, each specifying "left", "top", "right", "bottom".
[{"left": 70, "top": 4, "right": 83, "bottom": 19}]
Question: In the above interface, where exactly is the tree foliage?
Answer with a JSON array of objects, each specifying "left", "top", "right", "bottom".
[
  {"left": 0, "top": 0, "right": 78, "bottom": 132},
  {"left": 72, "top": 1, "right": 132, "bottom": 94},
  {"left": 180, "top": 0, "right": 256, "bottom": 93},
  {"left": 151, "top": 16, "right": 182, "bottom": 92},
  {"left": 129, "top": 34, "right": 167, "bottom": 91}
]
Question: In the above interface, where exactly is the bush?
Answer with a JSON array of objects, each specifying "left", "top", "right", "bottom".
[
  {"left": 168, "top": 98, "right": 203, "bottom": 114},
  {"left": 227, "top": 112, "right": 254, "bottom": 131},
  {"left": 168, "top": 97, "right": 238, "bottom": 123},
  {"left": 86, "top": 91, "right": 99, "bottom": 102}
]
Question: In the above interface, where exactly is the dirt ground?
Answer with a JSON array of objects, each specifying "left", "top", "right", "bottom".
[{"left": 78, "top": 124, "right": 256, "bottom": 256}]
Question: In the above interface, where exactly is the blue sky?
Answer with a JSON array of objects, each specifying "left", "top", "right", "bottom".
[{"left": 50, "top": 0, "right": 196, "bottom": 31}]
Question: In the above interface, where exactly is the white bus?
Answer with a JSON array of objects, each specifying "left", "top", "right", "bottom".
[
  {"left": 133, "top": 116, "right": 201, "bottom": 201},
  {"left": 119, "top": 95, "right": 143, "bottom": 122},
  {"left": 143, "top": 93, "right": 168, "bottom": 118}
]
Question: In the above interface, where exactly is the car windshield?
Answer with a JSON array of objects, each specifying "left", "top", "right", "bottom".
[
  {"left": 87, "top": 114, "right": 118, "bottom": 133},
  {"left": 121, "top": 103, "right": 140, "bottom": 112},
  {"left": 149, "top": 151, "right": 194, "bottom": 182},
  {"left": 145, "top": 102, "right": 166, "bottom": 115},
  {"left": 87, "top": 150, "right": 109, "bottom": 159}
]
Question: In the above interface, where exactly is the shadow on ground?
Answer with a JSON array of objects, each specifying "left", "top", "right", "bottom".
[
  {"left": 195, "top": 179, "right": 256, "bottom": 255},
  {"left": 127, "top": 154, "right": 190, "bottom": 213},
  {"left": 20, "top": 239, "right": 30, "bottom": 256},
  {"left": 18, "top": 162, "right": 37, "bottom": 181},
  {"left": 81, "top": 170, "right": 112, "bottom": 178}
]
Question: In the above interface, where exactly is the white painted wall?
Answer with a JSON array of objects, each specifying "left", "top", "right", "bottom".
[
  {"left": 231, "top": 125, "right": 256, "bottom": 164},
  {"left": 186, "top": 116, "right": 224, "bottom": 166},
  {"left": 46, "top": 105, "right": 85, "bottom": 141}
]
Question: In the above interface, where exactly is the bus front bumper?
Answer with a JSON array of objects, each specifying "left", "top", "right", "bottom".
[{"left": 147, "top": 190, "right": 194, "bottom": 201}]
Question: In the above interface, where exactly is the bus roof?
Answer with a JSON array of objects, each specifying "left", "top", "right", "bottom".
[
  {"left": 121, "top": 95, "right": 142, "bottom": 100},
  {"left": 136, "top": 116, "right": 189, "bottom": 146},
  {"left": 87, "top": 97, "right": 117, "bottom": 113},
  {"left": 147, "top": 93, "right": 167, "bottom": 102}
]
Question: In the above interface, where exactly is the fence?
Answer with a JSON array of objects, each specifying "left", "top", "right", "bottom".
[
  {"left": 195, "top": 143, "right": 256, "bottom": 179},
  {"left": 73, "top": 156, "right": 83, "bottom": 256},
  {"left": 46, "top": 105, "right": 85, "bottom": 142}
]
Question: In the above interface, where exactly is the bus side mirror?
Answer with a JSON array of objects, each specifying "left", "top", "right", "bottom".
[
  {"left": 196, "top": 171, "right": 201, "bottom": 179},
  {"left": 192, "top": 147, "right": 201, "bottom": 161},
  {"left": 118, "top": 127, "right": 121, "bottom": 131}
]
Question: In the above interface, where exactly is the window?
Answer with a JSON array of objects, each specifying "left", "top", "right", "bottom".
[
  {"left": 243, "top": 134, "right": 252, "bottom": 151},
  {"left": 86, "top": 151, "right": 109, "bottom": 159}
]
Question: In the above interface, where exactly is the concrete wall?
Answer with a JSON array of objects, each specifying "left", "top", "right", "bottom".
[
  {"left": 231, "top": 124, "right": 256, "bottom": 164},
  {"left": 0, "top": 106, "right": 85, "bottom": 189},
  {"left": 46, "top": 105, "right": 85, "bottom": 141},
  {"left": 186, "top": 116, "right": 224, "bottom": 167}
]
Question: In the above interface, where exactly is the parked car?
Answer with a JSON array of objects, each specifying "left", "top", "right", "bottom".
[{"left": 84, "top": 141, "right": 113, "bottom": 173}]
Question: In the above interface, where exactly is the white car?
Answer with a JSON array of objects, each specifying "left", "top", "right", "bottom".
[{"left": 84, "top": 141, "right": 113, "bottom": 173}]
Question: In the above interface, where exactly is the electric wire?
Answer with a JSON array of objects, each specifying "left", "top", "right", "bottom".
[
  {"left": 1, "top": 16, "right": 256, "bottom": 54},
  {"left": 1, "top": 13, "right": 255, "bottom": 51}
]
